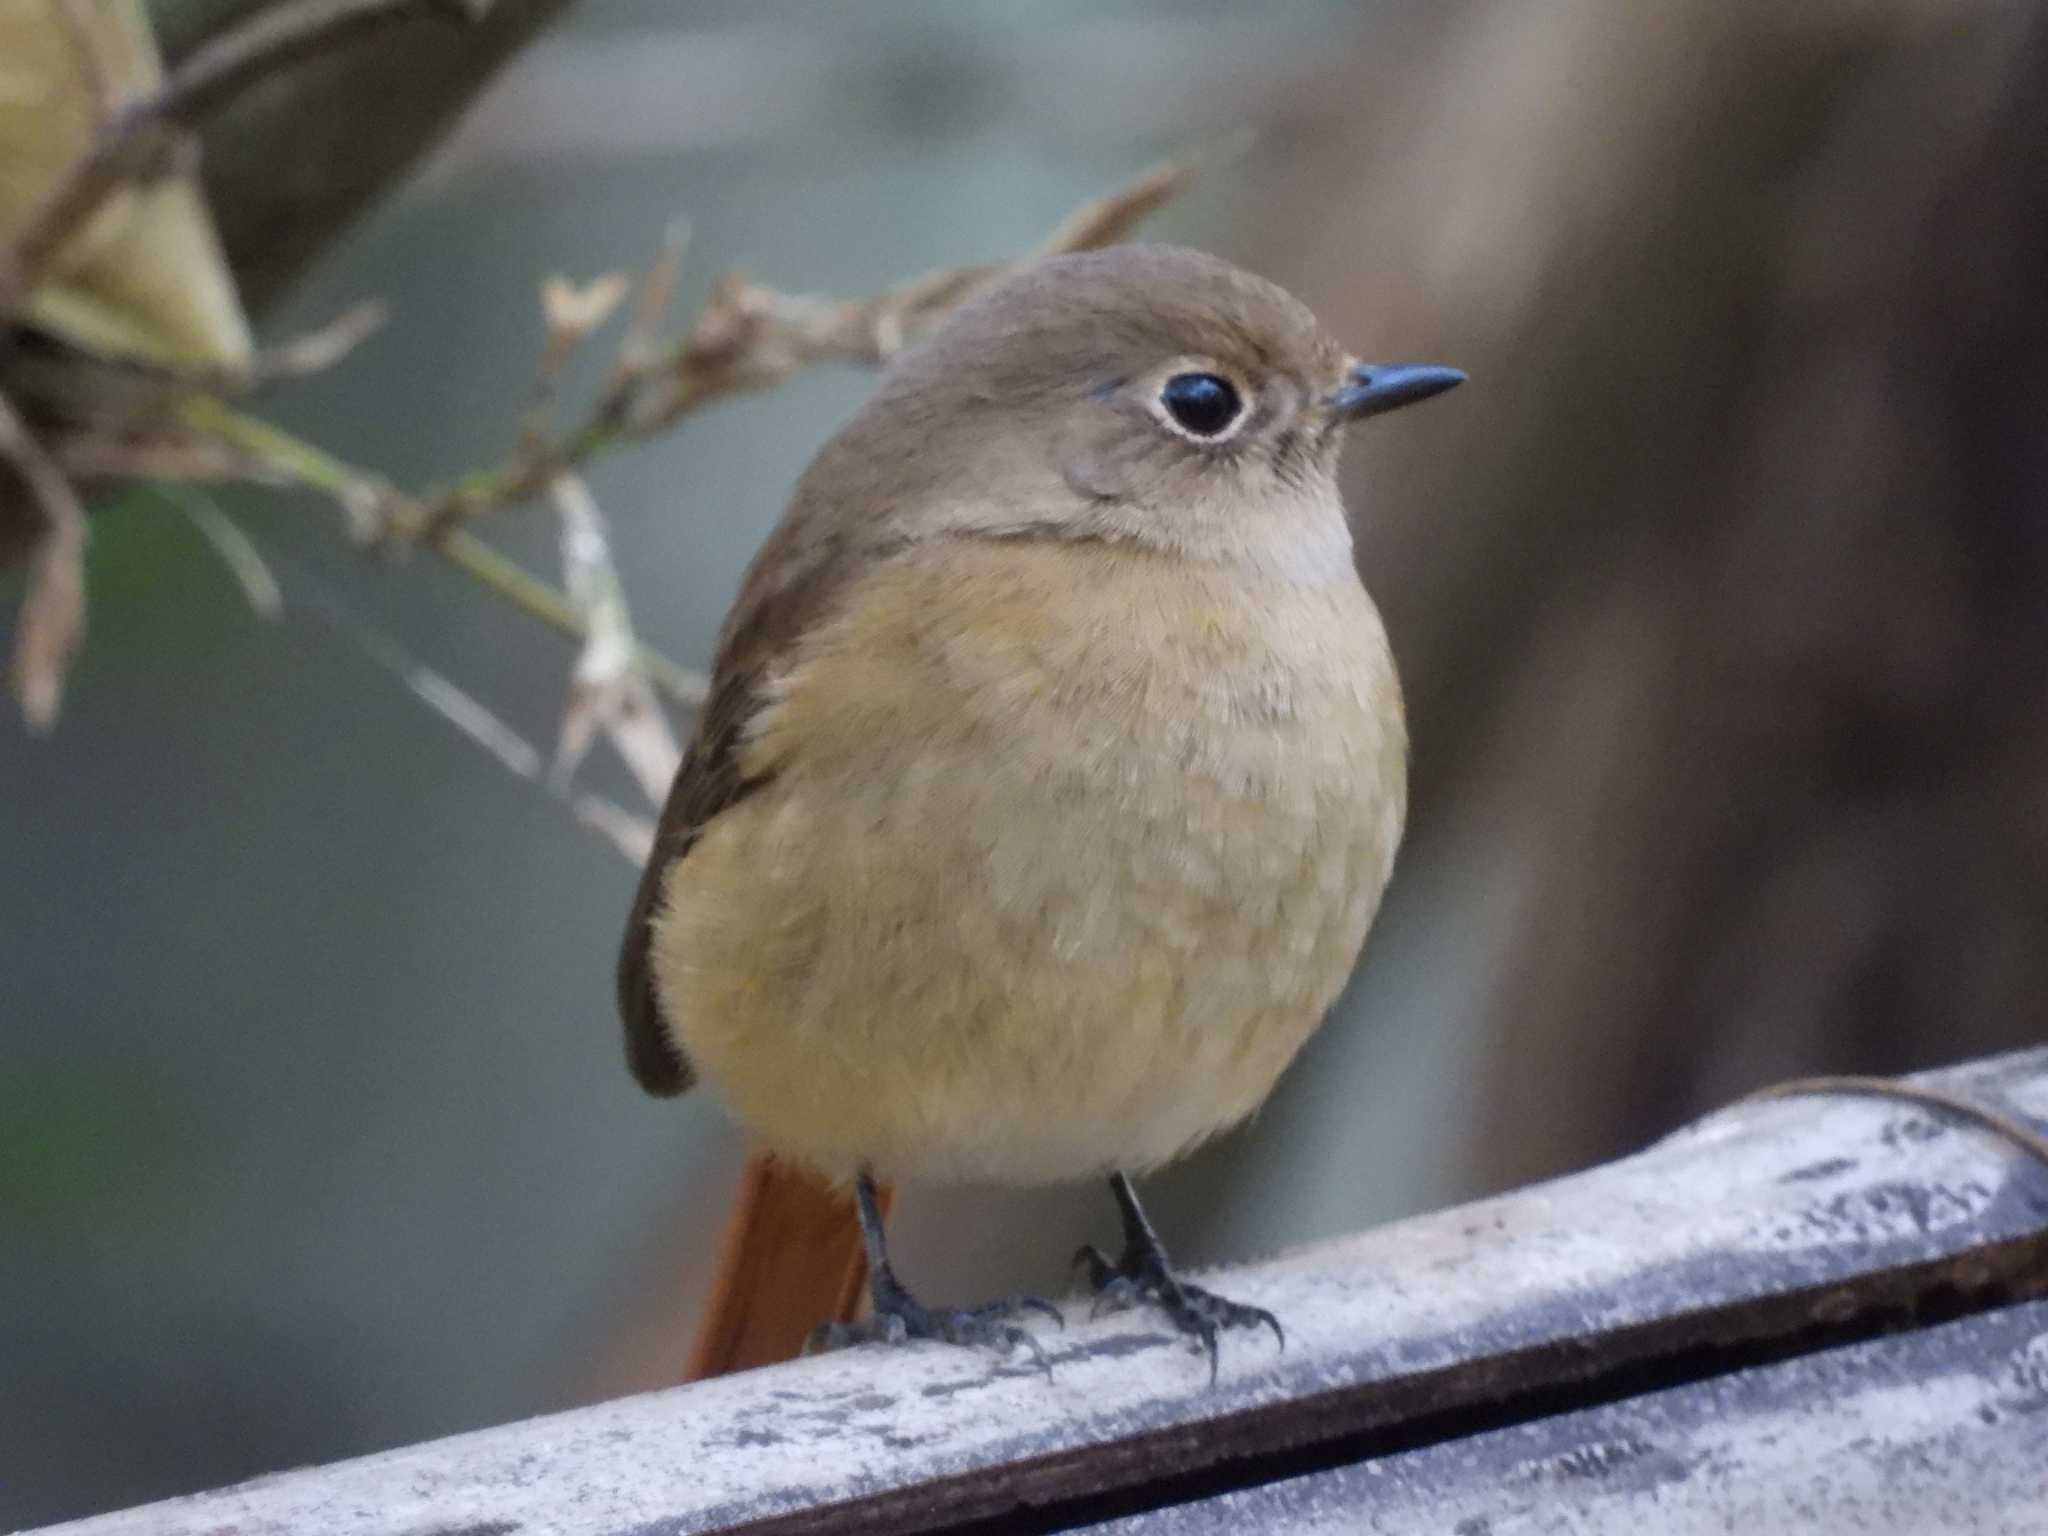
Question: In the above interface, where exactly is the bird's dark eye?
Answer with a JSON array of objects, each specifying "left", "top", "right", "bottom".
[{"left": 1158, "top": 372, "right": 1243, "bottom": 438}]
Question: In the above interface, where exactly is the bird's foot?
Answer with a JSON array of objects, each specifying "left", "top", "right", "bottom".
[
  {"left": 1074, "top": 1237, "right": 1283, "bottom": 1382},
  {"left": 807, "top": 1272, "right": 1062, "bottom": 1374}
]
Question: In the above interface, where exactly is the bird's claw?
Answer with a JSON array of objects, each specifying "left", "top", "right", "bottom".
[
  {"left": 806, "top": 1289, "right": 1062, "bottom": 1375},
  {"left": 1072, "top": 1241, "right": 1283, "bottom": 1383}
]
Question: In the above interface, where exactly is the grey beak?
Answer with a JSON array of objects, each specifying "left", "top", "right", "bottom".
[{"left": 1331, "top": 362, "right": 1467, "bottom": 422}]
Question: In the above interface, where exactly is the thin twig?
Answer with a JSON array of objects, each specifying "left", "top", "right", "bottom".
[
  {"left": 53, "top": 426, "right": 265, "bottom": 483},
  {"left": 150, "top": 484, "right": 284, "bottom": 619},
  {"left": 524, "top": 274, "right": 629, "bottom": 453},
  {"left": 12, "top": 305, "right": 389, "bottom": 460},
  {"left": 20, "top": 156, "right": 1194, "bottom": 729},
  {"left": 573, "top": 794, "right": 657, "bottom": 864},
  {"left": 1742, "top": 1075, "right": 2048, "bottom": 1170},
  {"left": 439, "top": 524, "right": 705, "bottom": 708},
  {"left": 1032, "top": 158, "right": 1194, "bottom": 256},
  {"left": 549, "top": 471, "right": 680, "bottom": 798},
  {"left": 173, "top": 159, "right": 1194, "bottom": 700},
  {"left": 0, "top": 0, "right": 490, "bottom": 321},
  {"left": 611, "top": 218, "right": 690, "bottom": 388},
  {"left": 171, "top": 394, "right": 711, "bottom": 708},
  {"left": 174, "top": 392, "right": 398, "bottom": 528},
  {"left": 252, "top": 300, "right": 392, "bottom": 381},
  {"left": 414, "top": 156, "right": 1198, "bottom": 537},
  {"left": 283, "top": 552, "right": 649, "bottom": 864}
]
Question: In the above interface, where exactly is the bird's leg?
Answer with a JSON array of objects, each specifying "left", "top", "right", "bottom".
[
  {"left": 807, "top": 1171, "right": 1062, "bottom": 1370},
  {"left": 1074, "top": 1171, "right": 1284, "bottom": 1381}
]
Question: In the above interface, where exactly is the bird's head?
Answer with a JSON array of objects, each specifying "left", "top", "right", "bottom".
[{"left": 795, "top": 244, "right": 1463, "bottom": 583}]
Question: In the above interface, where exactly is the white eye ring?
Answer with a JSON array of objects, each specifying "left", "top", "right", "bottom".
[{"left": 1148, "top": 365, "right": 1251, "bottom": 443}]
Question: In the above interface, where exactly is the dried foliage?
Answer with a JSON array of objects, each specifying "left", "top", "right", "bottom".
[
  {"left": 2, "top": 0, "right": 1195, "bottom": 847},
  {"left": 0, "top": 390, "right": 86, "bottom": 730},
  {"left": 0, "top": 0, "right": 483, "bottom": 324},
  {"left": 410, "top": 158, "right": 1191, "bottom": 539},
  {"left": 1, "top": 0, "right": 480, "bottom": 726}
]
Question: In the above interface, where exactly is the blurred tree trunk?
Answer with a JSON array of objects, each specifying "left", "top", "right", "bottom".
[{"left": 1263, "top": 1, "right": 2048, "bottom": 1191}]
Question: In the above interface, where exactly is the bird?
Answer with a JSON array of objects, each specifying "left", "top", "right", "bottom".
[{"left": 617, "top": 242, "right": 1462, "bottom": 1374}]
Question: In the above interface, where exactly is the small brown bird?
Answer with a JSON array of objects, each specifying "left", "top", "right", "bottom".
[{"left": 618, "top": 244, "right": 1461, "bottom": 1370}]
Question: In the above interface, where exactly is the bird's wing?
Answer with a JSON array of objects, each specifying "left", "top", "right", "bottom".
[
  {"left": 615, "top": 664, "right": 763, "bottom": 1095},
  {"left": 615, "top": 511, "right": 859, "bottom": 1096}
]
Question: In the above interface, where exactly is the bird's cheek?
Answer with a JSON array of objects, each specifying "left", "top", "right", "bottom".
[{"left": 1056, "top": 413, "right": 1145, "bottom": 502}]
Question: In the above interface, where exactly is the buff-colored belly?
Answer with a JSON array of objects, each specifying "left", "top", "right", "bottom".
[{"left": 651, "top": 540, "right": 1406, "bottom": 1185}]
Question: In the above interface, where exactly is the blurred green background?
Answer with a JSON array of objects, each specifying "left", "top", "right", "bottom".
[{"left": 4, "top": 0, "right": 2044, "bottom": 1526}]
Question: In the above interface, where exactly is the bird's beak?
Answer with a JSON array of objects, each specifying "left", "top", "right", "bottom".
[{"left": 1330, "top": 362, "right": 1466, "bottom": 422}]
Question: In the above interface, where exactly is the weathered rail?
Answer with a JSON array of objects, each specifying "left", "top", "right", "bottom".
[{"left": 28, "top": 1048, "right": 2048, "bottom": 1535}]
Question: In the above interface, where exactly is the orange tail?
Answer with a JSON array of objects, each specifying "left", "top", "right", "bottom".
[{"left": 683, "top": 1154, "right": 892, "bottom": 1380}]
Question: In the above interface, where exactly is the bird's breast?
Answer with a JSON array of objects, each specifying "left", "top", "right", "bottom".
[{"left": 655, "top": 537, "right": 1407, "bottom": 1184}]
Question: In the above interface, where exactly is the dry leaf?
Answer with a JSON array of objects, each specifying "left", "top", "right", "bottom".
[
  {"left": 1, "top": 389, "right": 87, "bottom": 729},
  {"left": 541, "top": 272, "right": 631, "bottom": 350},
  {"left": 0, "top": 0, "right": 253, "bottom": 370},
  {"left": 9, "top": 505, "right": 85, "bottom": 730}
]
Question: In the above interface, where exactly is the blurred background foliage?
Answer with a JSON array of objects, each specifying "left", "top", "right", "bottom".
[{"left": 3, "top": 0, "right": 2045, "bottom": 1526}]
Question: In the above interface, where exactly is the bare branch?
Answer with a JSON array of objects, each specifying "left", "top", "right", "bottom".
[
  {"left": 1034, "top": 158, "right": 1195, "bottom": 257},
  {"left": 253, "top": 300, "right": 391, "bottom": 381},
  {"left": 52, "top": 426, "right": 266, "bottom": 484},
  {"left": 413, "top": 155, "right": 1197, "bottom": 536},
  {"left": 18, "top": 158, "right": 1188, "bottom": 734},
  {"left": 72, "top": 301, "right": 397, "bottom": 405},
  {"left": 0, "top": 0, "right": 490, "bottom": 322},
  {"left": 549, "top": 472, "right": 681, "bottom": 801},
  {"left": 169, "top": 394, "right": 712, "bottom": 709}
]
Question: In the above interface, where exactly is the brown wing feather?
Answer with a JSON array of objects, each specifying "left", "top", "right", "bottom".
[
  {"left": 616, "top": 668, "right": 762, "bottom": 1094},
  {"left": 615, "top": 509, "right": 863, "bottom": 1096}
]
